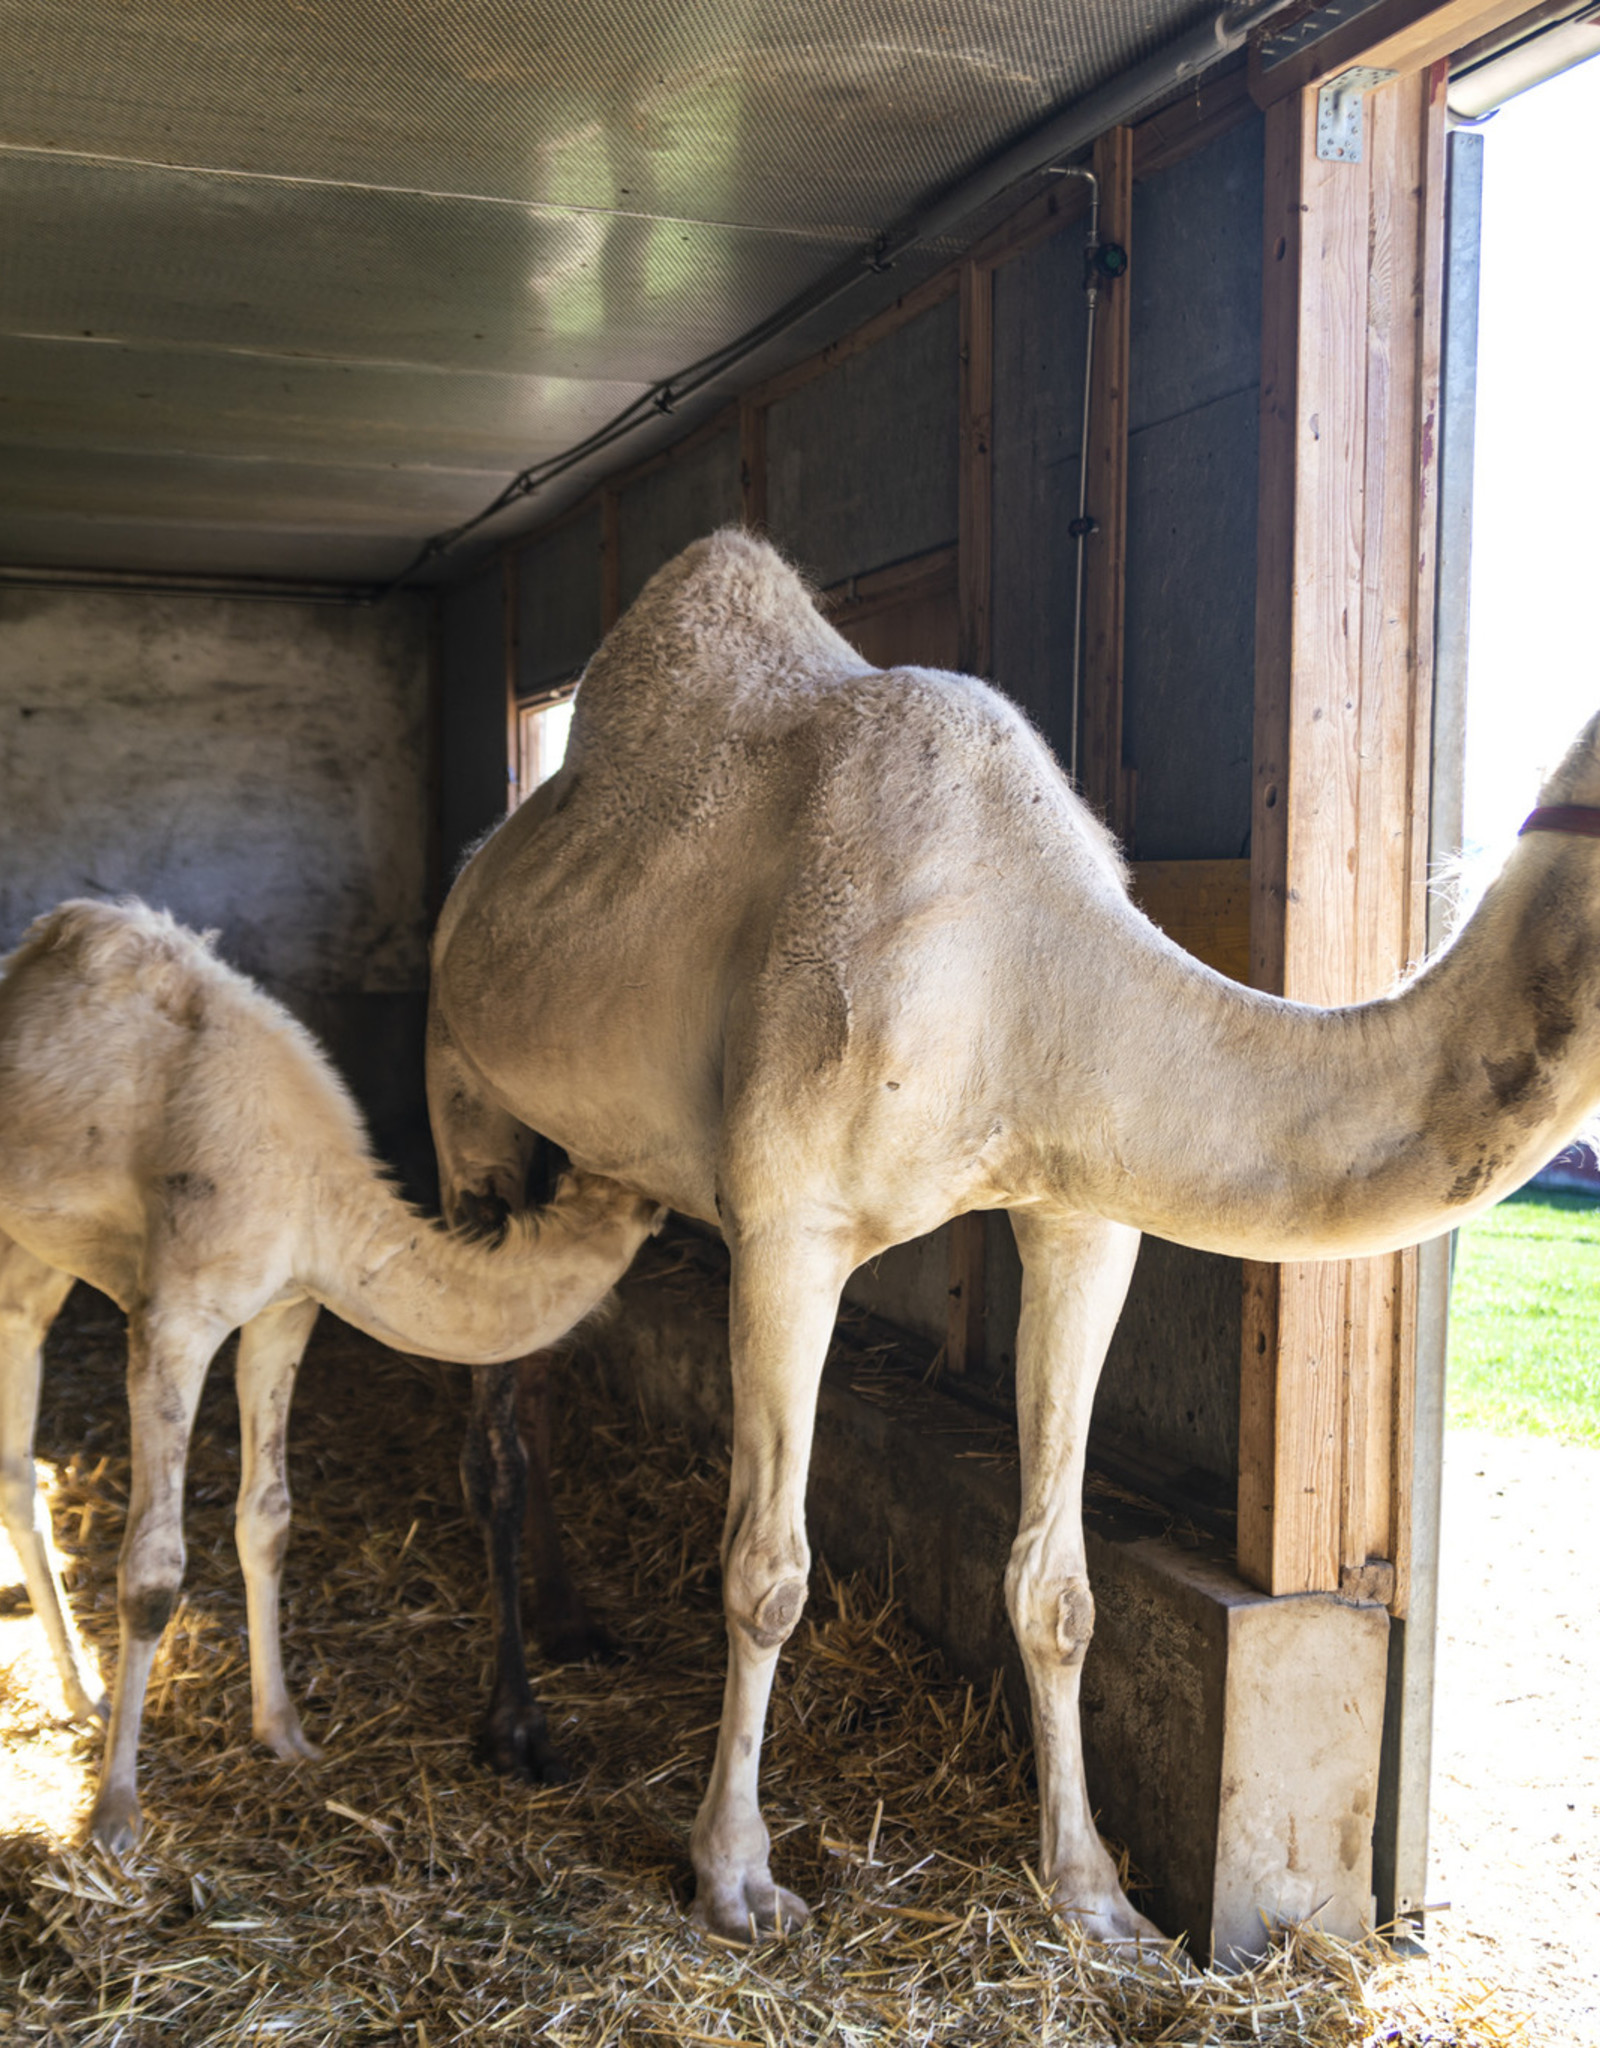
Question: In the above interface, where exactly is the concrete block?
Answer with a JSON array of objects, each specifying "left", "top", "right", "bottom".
[{"left": 600, "top": 1234, "right": 1389, "bottom": 1963}]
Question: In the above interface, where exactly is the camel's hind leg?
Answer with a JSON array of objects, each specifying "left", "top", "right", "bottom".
[
  {"left": 0, "top": 1234, "right": 104, "bottom": 1721},
  {"left": 689, "top": 1220, "right": 849, "bottom": 1941},
  {"left": 234, "top": 1295, "right": 322, "bottom": 1762},
  {"left": 90, "top": 1300, "right": 228, "bottom": 1853},
  {"left": 1007, "top": 1208, "right": 1162, "bottom": 1945}
]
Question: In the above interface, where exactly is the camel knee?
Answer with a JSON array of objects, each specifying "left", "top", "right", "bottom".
[
  {"left": 235, "top": 1485, "right": 291, "bottom": 1579},
  {"left": 0, "top": 1455, "right": 43, "bottom": 1541},
  {"left": 119, "top": 1531, "right": 185, "bottom": 1640},
  {"left": 724, "top": 1531, "right": 809, "bottom": 1651},
  {"left": 1006, "top": 1542, "right": 1095, "bottom": 1670}
]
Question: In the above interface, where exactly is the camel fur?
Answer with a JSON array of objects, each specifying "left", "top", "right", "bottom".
[
  {"left": 0, "top": 898, "right": 660, "bottom": 1852},
  {"left": 429, "top": 528, "right": 1600, "bottom": 1944}
]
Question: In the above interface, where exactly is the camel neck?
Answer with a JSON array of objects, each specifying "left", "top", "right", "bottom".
[{"left": 1015, "top": 832, "right": 1600, "bottom": 1262}]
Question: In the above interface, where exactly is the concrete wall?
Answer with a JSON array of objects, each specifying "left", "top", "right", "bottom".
[
  {"left": 438, "top": 564, "right": 507, "bottom": 882},
  {"left": 0, "top": 584, "right": 434, "bottom": 1165}
]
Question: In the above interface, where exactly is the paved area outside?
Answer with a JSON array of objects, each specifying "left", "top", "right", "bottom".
[{"left": 1427, "top": 1432, "right": 1600, "bottom": 2045}]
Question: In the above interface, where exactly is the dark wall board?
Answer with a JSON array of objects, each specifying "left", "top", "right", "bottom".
[
  {"left": 766, "top": 296, "right": 960, "bottom": 590},
  {"left": 990, "top": 229, "right": 1091, "bottom": 761},
  {"left": 1123, "top": 390, "right": 1258, "bottom": 860},
  {"left": 1122, "top": 115, "right": 1262, "bottom": 862},
  {"left": 1094, "top": 1239, "right": 1242, "bottom": 1487},
  {"left": 518, "top": 508, "right": 602, "bottom": 697},
  {"left": 619, "top": 428, "right": 743, "bottom": 611},
  {"left": 439, "top": 565, "right": 508, "bottom": 881}
]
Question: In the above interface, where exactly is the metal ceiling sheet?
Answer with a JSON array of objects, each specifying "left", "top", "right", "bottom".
[{"left": 0, "top": 0, "right": 1226, "bottom": 581}]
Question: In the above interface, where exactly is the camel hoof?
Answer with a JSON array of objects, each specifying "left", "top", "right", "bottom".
[
  {"left": 535, "top": 1608, "right": 623, "bottom": 1666},
  {"left": 1050, "top": 1889, "right": 1166, "bottom": 1948},
  {"left": 258, "top": 1715, "right": 322, "bottom": 1763},
  {"left": 88, "top": 1788, "right": 143, "bottom": 1856},
  {"left": 690, "top": 1872, "right": 812, "bottom": 1944},
  {"left": 474, "top": 1706, "right": 571, "bottom": 1786}
]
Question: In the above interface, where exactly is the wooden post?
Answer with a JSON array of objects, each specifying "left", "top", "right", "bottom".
[
  {"left": 958, "top": 260, "right": 993, "bottom": 679},
  {"left": 1240, "top": 67, "right": 1446, "bottom": 1603},
  {"left": 599, "top": 487, "right": 622, "bottom": 632},
  {"left": 948, "top": 257, "right": 997, "bottom": 1374},
  {"left": 502, "top": 551, "right": 520, "bottom": 813},
  {"left": 1078, "top": 124, "right": 1135, "bottom": 843},
  {"left": 740, "top": 395, "right": 768, "bottom": 532}
]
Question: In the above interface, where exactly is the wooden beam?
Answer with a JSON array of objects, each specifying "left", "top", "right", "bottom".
[
  {"left": 1249, "top": 0, "right": 1534, "bottom": 104},
  {"left": 502, "top": 551, "right": 520, "bottom": 815},
  {"left": 1239, "top": 69, "right": 1446, "bottom": 1606},
  {"left": 1077, "top": 125, "right": 1135, "bottom": 843},
  {"left": 958, "top": 263, "right": 993, "bottom": 677},
  {"left": 739, "top": 394, "right": 767, "bottom": 531},
  {"left": 599, "top": 488, "right": 621, "bottom": 633}
]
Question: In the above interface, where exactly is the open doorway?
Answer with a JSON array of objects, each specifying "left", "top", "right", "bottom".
[{"left": 1430, "top": 34, "right": 1600, "bottom": 2043}]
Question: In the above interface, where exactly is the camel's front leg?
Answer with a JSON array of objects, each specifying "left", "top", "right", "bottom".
[
  {"left": 234, "top": 1295, "right": 322, "bottom": 1761},
  {"left": 1008, "top": 1209, "right": 1162, "bottom": 1945},
  {"left": 690, "top": 1224, "right": 847, "bottom": 1941},
  {"left": 0, "top": 1235, "right": 103, "bottom": 1721},
  {"left": 91, "top": 1301, "right": 228, "bottom": 1852}
]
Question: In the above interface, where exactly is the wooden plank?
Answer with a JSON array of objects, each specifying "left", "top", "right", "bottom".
[
  {"left": 958, "top": 262, "right": 993, "bottom": 676},
  {"left": 1078, "top": 126, "right": 1135, "bottom": 841},
  {"left": 502, "top": 551, "right": 519, "bottom": 816},
  {"left": 1249, "top": 0, "right": 1533, "bottom": 105},
  {"left": 740, "top": 394, "right": 767, "bottom": 531},
  {"left": 1240, "top": 72, "right": 1444, "bottom": 1606},
  {"left": 1128, "top": 860, "right": 1251, "bottom": 982},
  {"left": 599, "top": 488, "right": 621, "bottom": 633}
]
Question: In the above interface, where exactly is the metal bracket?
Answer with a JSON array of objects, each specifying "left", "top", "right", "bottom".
[{"left": 1316, "top": 66, "right": 1397, "bottom": 162}]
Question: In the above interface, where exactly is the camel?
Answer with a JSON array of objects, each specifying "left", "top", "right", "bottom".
[
  {"left": 0, "top": 899, "right": 661, "bottom": 1852},
  {"left": 428, "top": 528, "right": 1600, "bottom": 1945}
]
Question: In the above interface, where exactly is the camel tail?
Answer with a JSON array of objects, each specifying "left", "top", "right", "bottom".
[{"left": 303, "top": 1167, "right": 659, "bottom": 1367}]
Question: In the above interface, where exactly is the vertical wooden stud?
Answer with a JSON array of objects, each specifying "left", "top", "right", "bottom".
[
  {"left": 958, "top": 260, "right": 994, "bottom": 678},
  {"left": 502, "top": 550, "right": 520, "bottom": 814},
  {"left": 600, "top": 487, "right": 622, "bottom": 632},
  {"left": 740, "top": 395, "right": 768, "bottom": 532},
  {"left": 948, "top": 256, "right": 997, "bottom": 1375},
  {"left": 1078, "top": 124, "right": 1135, "bottom": 842},
  {"left": 1239, "top": 70, "right": 1446, "bottom": 1604}
]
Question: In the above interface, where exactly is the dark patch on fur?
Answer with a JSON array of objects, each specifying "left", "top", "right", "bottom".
[
  {"left": 123, "top": 1585, "right": 176, "bottom": 1639},
  {"left": 1481, "top": 1049, "right": 1542, "bottom": 1114},
  {"left": 162, "top": 1170, "right": 215, "bottom": 1204},
  {"left": 1446, "top": 1154, "right": 1501, "bottom": 1205}
]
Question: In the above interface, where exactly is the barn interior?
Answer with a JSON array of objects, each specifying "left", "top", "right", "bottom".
[{"left": 4, "top": 0, "right": 1591, "bottom": 2030}]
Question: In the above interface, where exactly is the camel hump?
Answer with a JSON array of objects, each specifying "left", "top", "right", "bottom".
[
  {"left": 572, "top": 529, "right": 869, "bottom": 755},
  {"left": 3, "top": 897, "right": 218, "bottom": 1011}
]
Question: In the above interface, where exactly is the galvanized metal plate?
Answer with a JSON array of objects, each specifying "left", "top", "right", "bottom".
[{"left": 0, "top": 0, "right": 1228, "bottom": 579}]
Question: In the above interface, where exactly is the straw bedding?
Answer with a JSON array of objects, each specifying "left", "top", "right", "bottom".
[{"left": 0, "top": 1286, "right": 1522, "bottom": 2046}]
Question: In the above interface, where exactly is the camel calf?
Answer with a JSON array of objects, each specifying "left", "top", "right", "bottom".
[{"left": 0, "top": 899, "right": 659, "bottom": 1851}]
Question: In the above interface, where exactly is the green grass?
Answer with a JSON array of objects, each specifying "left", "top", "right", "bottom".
[{"left": 1448, "top": 1189, "right": 1600, "bottom": 1444}]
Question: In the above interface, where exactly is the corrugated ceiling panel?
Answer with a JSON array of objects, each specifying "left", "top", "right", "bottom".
[{"left": 4, "top": 1, "right": 1217, "bottom": 231}]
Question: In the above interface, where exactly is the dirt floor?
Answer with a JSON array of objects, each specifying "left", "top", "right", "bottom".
[
  {"left": 0, "top": 1290, "right": 1549, "bottom": 2045},
  {"left": 1427, "top": 1432, "right": 1600, "bottom": 2047}
]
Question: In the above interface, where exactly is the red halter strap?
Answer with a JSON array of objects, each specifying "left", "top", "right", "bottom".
[{"left": 1519, "top": 805, "right": 1600, "bottom": 839}]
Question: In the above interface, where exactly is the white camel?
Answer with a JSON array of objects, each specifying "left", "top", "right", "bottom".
[
  {"left": 429, "top": 529, "right": 1600, "bottom": 1944},
  {"left": 0, "top": 899, "right": 660, "bottom": 1852}
]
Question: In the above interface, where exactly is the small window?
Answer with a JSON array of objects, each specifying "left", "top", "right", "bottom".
[{"left": 515, "top": 688, "right": 576, "bottom": 806}]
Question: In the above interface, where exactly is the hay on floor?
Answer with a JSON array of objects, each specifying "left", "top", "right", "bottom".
[{"left": 0, "top": 1288, "right": 1523, "bottom": 2046}]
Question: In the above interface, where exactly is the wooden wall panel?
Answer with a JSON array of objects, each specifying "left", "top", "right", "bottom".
[{"left": 1240, "top": 66, "right": 1446, "bottom": 1607}]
